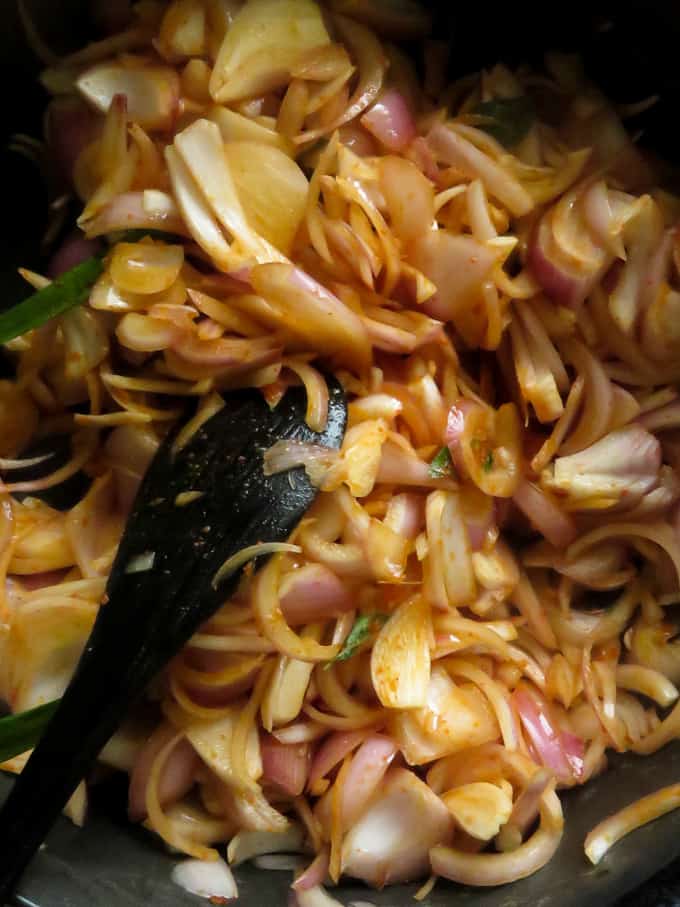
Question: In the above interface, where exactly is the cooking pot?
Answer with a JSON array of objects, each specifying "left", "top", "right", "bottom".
[{"left": 1, "top": 1, "right": 680, "bottom": 904}]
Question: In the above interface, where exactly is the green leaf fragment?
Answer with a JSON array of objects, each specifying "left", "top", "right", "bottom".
[
  {"left": 328, "top": 613, "right": 388, "bottom": 665},
  {"left": 472, "top": 95, "right": 535, "bottom": 148},
  {"left": 482, "top": 451, "right": 494, "bottom": 472},
  {"left": 0, "top": 700, "right": 59, "bottom": 764},
  {"left": 428, "top": 446, "right": 454, "bottom": 479},
  {"left": 0, "top": 257, "right": 103, "bottom": 345}
]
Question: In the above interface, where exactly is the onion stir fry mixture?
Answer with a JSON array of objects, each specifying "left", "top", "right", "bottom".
[{"left": 3, "top": 0, "right": 680, "bottom": 898}]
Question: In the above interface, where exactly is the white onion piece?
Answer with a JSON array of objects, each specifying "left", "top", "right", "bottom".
[
  {"left": 427, "top": 123, "right": 533, "bottom": 217},
  {"left": 379, "top": 155, "right": 435, "bottom": 245},
  {"left": 582, "top": 180, "right": 627, "bottom": 259},
  {"left": 341, "top": 735, "right": 397, "bottom": 829},
  {"left": 341, "top": 768, "right": 453, "bottom": 886},
  {"left": 250, "top": 264, "right": 370, "bottom": 372},
  {"left": 295, "top": 886, "right": 344, "bottom": 907},
  {"left": 77, "top": 64, "right": 179, "bottom": 131},
  {"left": 172, "top": 857, "right": 237, "bottom": 901},
  {"left": 295, "top": 15, "right": 388, "bottom": 144},
  {"left": 544, "top": 424, "right": 661, "bottom": 506},
  {"left": 209, "top": 0, "right": 331, "bottom": 104},
  {"left": 527, "top": 213, "right": 610, "bottom": 311},
  {"left": 82, "top": 191, "right": 188, "bottom": 239},
  {"left": 227, "top": 826, "right": 305, "bottom": 867},
  {"left": 410, "top": 230, "right": 496, "bottom": 324},
  {"left": 609, "top": 196, "right": 664, "bottom": 334}
]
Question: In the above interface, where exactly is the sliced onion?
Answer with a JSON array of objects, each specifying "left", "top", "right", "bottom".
[
  {"left": 512, "top": 684, "right": 584, "bottom": 783},
  {"left": 341, "top": 768, "right": 453, "bottom": 887},
  {"left": 77, "top": 63, "right": 179, "bottom": 131},
  {"left": 431, "top": 786, "right": 563, "bottom": 886},
  {"left": 260, "top": 734, "right": 310, "bottom": 797},
  {"left": 582, "top": 180, "right": 628, "bottom": 259},
  {"left": 174, "top": 118, "right": 285, "bottom": 267},
  {"left": 227, "top": 826, "right": 305, "bottom": 867},
  {"left": 116, "top": 312, "right": 183, "bottom": 353},
  {"left": 527, "top": 207, "right": 610, "bottom": 311},
  {"left": 110, "top": 241, "right": 184, "bottom": 295},
  {"left": 264, "top": 440, "right": 338, "bottom": 488},
  {"left": 82, "top": 190, "right": 188, "bottom": 239},
  {"left": 341, "top": 734, "right": 397, "bottom": 829},
  {"left": 545, "top": 423, "right": 661, "bottom": 507},
  {"left": 360, "top": 90, "right": 415, "bottom": 152},
  {"left": 512, "top": 478, "right": 577, "bottom": 548},
  {"left": 427, "top": 123, "right": 533, "bottom": 217},
  {"left": 278, "top": 563, "right": 353, "bottom": 626},
  {"left": 371, "top": 595, "right": 431, "bottom": 709},
  {"left": 295, "top": 15, "right": 387, "bottom": 145},
  {"left": 172, "top": 857, "right": 237, "bottom": 901},
  {"left": 308, "top": 730, "right": 368, "bottom": 787},
  {"left": 585, "top": 784, "right": 680, "bottom": 866},
  {"left": 172, "top": 333, "right": 280, "bottom": 371},
  {"left": 410, "top": 230, "right": 496, "bottom": 325},
  {"left": 609, "top": 195, "right": 664, "bottom": 334},
  {"left": 441, "top": 781, "right": 513, "bottom": 842},
  {"left": 250, "top": 264, "right": 370, "bottom": 373},
  {"left": 294, "top": 848, "right": 330, "bottom": 892},
  {"left": 295, "top": 886, "right": 345, "bottom": 907},
  {"left": 128, "top": 723, "right": 199, "bottom": 821},
  {"left": 209, "top": 0, "right": 331, "bottom": 104},
  {"left": 379, "top": 155, "right": 434, "bottom": 245}
]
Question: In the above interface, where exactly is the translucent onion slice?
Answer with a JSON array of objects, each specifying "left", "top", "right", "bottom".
[
  {"left": 431, "top": 787, "right": 563, "bottom": 886},
  {"left": 411, "top": 231, "right": 496, "bottom": 326},
  {"left": 585, "top": 784, "right": 680, "bottom": 865},
  {"left": 81, "top": 190, "right": 188, "bottom": 239},
  {"left": 223, "top": 142, "right": 308, "bottom": 256},
  {"left": 209, "top": 0, "right": 330, "bottom": 103},
  {"left": 250, "top": 264, "right": 370, "bottom": 373},
  {"left": 379, "top": 155, "right": 434, "bottom": 245},
  {"left": 252, "top": 554, "right": 340, "bottom": 662},
  {"left": 227, "top": 826, "right": 305, "bottom": 866},
  {"left": 172, "top": 857, "right": 238, "bottom": 901},
  {"left": 371, "top": 595, "right": 431, "bottom": 709},
  {"left": 427, "top": 123, "right": 534, "bottom": 217},
  {"left": 109, "top": 242, "right": 184, "bottom": 295},
  {"left": 341, "top": 768, "right": 453, "bottom": 887},
  {"left": 174, "top": 119, "right": 286, "bottom": 266},
  {"left": 77, "top": 63, "right": 179, "bottom": 131},
  {"left": 294, "top": 15, "right": 388, "bottom": 145},
  {"left": 441, "top": 782, "right": 513, "bottom": 842}
]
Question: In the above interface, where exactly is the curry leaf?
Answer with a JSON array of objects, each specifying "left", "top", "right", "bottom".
[
  {"left": 472, "top": 95, "right": 535, "bottom": 148},
  {"left": 0, "top": 257, "right": 103, "bottom": 345},
  {"left": 0, "top": 701, "right": 59, "bottom": 764},
  {"left": 428, "top": 446, "right": 455, "bottom": 479},
  {"left": 328, "top": 613, "right": 388, "bottom": 665}
]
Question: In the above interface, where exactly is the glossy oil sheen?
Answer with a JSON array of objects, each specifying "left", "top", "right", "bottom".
[{"left": 2, "top": 0, "right": 680, "bottom": 904}]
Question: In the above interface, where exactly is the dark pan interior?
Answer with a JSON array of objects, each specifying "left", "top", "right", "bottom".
[{"left": 2, "top": 1, "right": 680, "bottom": 905}]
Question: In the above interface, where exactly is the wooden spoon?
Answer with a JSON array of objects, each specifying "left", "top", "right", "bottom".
[{"left": 0, "top": 377, "right": 347, "bottom": 898}]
